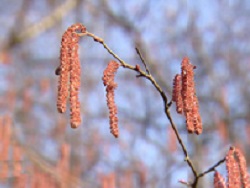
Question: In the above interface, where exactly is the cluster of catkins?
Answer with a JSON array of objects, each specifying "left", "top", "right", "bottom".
[
  {"left": 172, "top": 57, "right": 202, "bottom": 134},
  {"left": 56, "top": 23, "right": 86, "bottom": 128},
  {"left": 214, "top": 146, "right": 250, "bottom": 188},
  {"left": 56, "top": 24, "right": 120, "bottom": 136},
  {"left": 102, "top": 61, "right": 120, "bottom": 138}
]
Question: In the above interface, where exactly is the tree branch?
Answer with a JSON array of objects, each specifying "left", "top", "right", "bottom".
[
  {"left": 192, "top": 157, "right": 226, "bottom": 187},
  {"left": 17, "top": 0, "right": 78, "bottom": 43},
  {"left": 80, "top": 31, "right": 199, "bottom": 181}
]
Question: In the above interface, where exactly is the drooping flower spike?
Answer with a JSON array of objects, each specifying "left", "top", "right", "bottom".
[
  {"left": 57, "top": 23, "right": 86, "bottom": 128},
  {"left": 172, "top": 57, "right": 202, "bottom": 134},
  {"left": 102, "top": 60, "right": 120, "bottom": 138}
]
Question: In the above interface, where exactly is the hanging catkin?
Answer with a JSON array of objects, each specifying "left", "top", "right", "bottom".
[
  {"left": 57, "top": 23, "right": 86, "bottom": 128},
  {"left": 102, "top": 61, "right": 120, "bottom": 138}
]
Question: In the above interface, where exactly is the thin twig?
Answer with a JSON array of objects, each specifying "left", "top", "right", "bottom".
[
  {"left": 135, "top": 47, "right": 150, "bottom": 74},
  {"left": 192, "top": 157, "right": 226, "bottom": 187},
  {"left": 165, "top": 108, "right": 197, "bottom": 177},
  {"left": 198, "top": 157, "right": 226, "bottom": 178}
]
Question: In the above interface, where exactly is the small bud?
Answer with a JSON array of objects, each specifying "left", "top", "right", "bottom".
[
  {"left": 55, "top": 66, "right": 61, "bottom": 75},
  {"left": 135, "top": 64, "right": 140, "bottom": 71}
]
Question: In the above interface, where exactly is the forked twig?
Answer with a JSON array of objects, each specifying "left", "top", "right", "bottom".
[
  {"left": 192, "top": 157, "right": 226, "bottom": 187},
  {"left": 135, "top": 47, "right": 150, "bottom": 74},
  {"left": 78, "top": 30, "right": 226, "bottom": 188}
]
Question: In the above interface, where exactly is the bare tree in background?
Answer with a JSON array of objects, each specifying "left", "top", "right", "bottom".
[{"left": 0, "top": 0, "right": 250, "bottom": 187}]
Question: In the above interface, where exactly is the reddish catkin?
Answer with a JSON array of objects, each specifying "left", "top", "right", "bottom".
[
  {"left": 0, "top": 116, "right": 12, "bottom": 178},
  {"left": 214, "top": 171, "right": 227, "bottom": 188},
  {"left": 172, "top": 74, "right": 183, "bottom": 114},
  {"left": 57, "top": 23, "right": 86, "bottom": 128},
  {"left": 57, "top": 143, "right": 70, "bottom": 172},
  {"left": 101, "top": 173, "right": 116, "bottom": 188},
  {"left": 181, "top": 57, "right": 202, "bottom": 134},
  {"left": 168, "top": 126, "right": 177, "bottom": 152},
  {"left": 57, "top": 31, "right": 71, "bottom": 113},
  {"left": 102, "top": 61, "right": 120, "bottom": 138},
  {"left": 234, "top": 147, "right": 250, "bottom": 187},
  {"left": 13, "top": 144, "right": 22, "bottom": 177},
  {"left": 57, "top": 143, "right": 70, "bottom": 188},
  {"left": 192, "top": 95, "right": 202, "bottom": 134},
  {"left": 69, "top": 34, "right": 81, "bottom": 128},
  {"left": 181, "top": 57, "right": 194, "bottom": 113},
  {"left": 226, "top": 147, "right": 241, "bottom": 188}
]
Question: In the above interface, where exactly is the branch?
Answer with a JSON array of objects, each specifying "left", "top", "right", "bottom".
[
  {"left": 79, "top": 31, "right": 198, "bottom": 180},
  {"left": 82, "top": 32, "right": 167, "bottom": 106},
  {"left": 135, "top": 47, "right": 150, "bottom": 74},
  {"left": 98, "top": 0, "right": 173, "bottom": 94},
  {"left": 16, "top": 0, "right": 78, "bottom": 43},
  {"left": 192, "top": 157, "right": 226, "bottom": 187}
]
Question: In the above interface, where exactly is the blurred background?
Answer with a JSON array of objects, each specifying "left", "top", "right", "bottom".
[{"left": 0, "top": 0, "right": 250, "bottom": 187}]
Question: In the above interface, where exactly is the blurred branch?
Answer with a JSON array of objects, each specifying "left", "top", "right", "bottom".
[
  {"left": 10, "top": 0, "right": 78, "bottom": 46},
  {"left": 10, "top": 125, "right": 88, "bottom": 187},
  {"left": 14, "top": 141, "right": 89, "bottom": 187}
]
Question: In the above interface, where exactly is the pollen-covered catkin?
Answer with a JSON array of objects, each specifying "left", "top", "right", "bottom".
[
  {"left": 69, "top": 37, "right": 81, "bottom": 128},
  {"left": 234, "top": 147, "right": 250, "bottom": 187},
  {"left": 172, "top": 74, "right": 183, "bottom": 114},
  {"left": 224, "top": 146, "right": 250, "bottom": 188},
  {"left": 226, "top": 147, "right": 240, "bottom": 188},
  {"left": 102, "top": 61, "right": 120, "bottom": 138},
  {"left": 180, "top": 57, "right": 202, "bottom": 134},
  {"left": 56, "top": 23, "right": 86, "bottom": 128},
  {"left": 192, "top": 95, "right": 202, "bottom": 134},
  {"left": 181, "top": 57, "right": 195, "bottom": 114},
  {"left": 214, "top": 171, "right": 227, "bottom": 188},
  {"left": 57, "top": 31, "right": 71, "bottom": 113}
]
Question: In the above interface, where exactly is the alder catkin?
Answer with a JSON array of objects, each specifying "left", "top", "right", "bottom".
[
  {"left": 0, "top": 116, "right": 12, "bottom": 178},
  {"left": 186, "top": 112, "right": 195, "bottom": 133},
  {"left": 234, "top": 147, "right": 250, "bottom": 187},
  {"left": 56, "top": 23, "right": 86, "bottom": 128},
  {"left": 57, "top": 143, "right": 70, "bottom": 172},
  {"left": 57, "top": 31, "right": 71, "bottom": 113},
  {"left": 180, "top": 57, "right": 203, "bottom": 134},
  {"left": 214, "top": 171, "right": 227, "bottom": 188},
  {"left": 69, "top": 36, "right": 81, "bottom": 128},
  {"left": 192, "top": 95, "right": 202, "bottom": 134},
  {"left": 172, "top": 74, "right": 183, "bottom": 114},
  {"left": 181, "top": 57, "right": 195, "bottom": 113},
  {"left": 226, "top": 147, "right": 241, "bottom": 188},
  {"left": 102, "top": 61, "right": 120, "bottom": 138},
  {"left": 13, "top": 144, "right": 22, "bottom": 177}
]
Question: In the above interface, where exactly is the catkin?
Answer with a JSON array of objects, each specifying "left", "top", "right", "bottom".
[
  {"left": 57, "top": 31, "right": 71, "bottom": 113},
  {"left": 234, "top": 147, "right": 250, "bottom": 187},
  {"left": 56, "top": 23, "right": 86, "bottom": 128},
  {"left": 102, "top": 61, "right": 120, "bottom": 138},
  {"left": 214, "top": 146, "right": 250, "bottom": 188},
  {"left": 226, "top": 147, "right": 241, "bottom": 188},
  {"left": 214, "top": 171, "right": 227, "bottom": 188},
  {"left": 181, "top": 57, "right": 202, "bottom": 134},
  {"left": 181, "top": 57, "right": 195, "bottom": 114},
  {"left": 172, "top": 74, "right": 183, "bottom": 114},
  {"left": 172, "top": 57, "right": 203, "bottom": 134}
]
